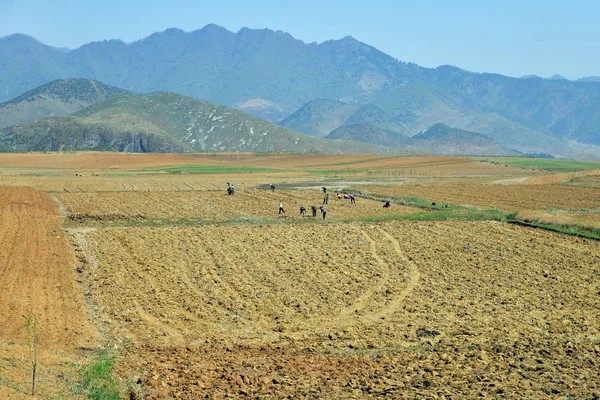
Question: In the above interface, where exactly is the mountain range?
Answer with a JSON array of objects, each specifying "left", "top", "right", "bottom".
[
  {"left": 0, "top": 83, "right": 424, "bottom": 154},
  {"left": 1, "top": 25, "right": 599, "bottom": 158}
]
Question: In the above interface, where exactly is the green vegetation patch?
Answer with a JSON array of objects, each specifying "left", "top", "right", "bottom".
[
  {"left": 475, "top": 157, "right": 600, "bottom": 171},
  {"left": 507, "top": 219, "right": 600, "bottom": 241},
  {"left": 72, "top": 352, "right": 122, "bottom": 400}
]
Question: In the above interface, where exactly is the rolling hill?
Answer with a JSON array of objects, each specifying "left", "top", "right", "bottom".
[
  {"left": 0, "top": 92, "right": 421, "bottom": 154},
  {"left": 326, "top": 124, "right": 415, "bottom": 148},
  {"left": 0, "top": 78, "right": 131, "bottom": 129},
  {"left": 279, "top": 99, "right": 359, "bottom": 137},
  {"left": 411, "top": 124, "right": 519, "bottom": 156},
  {"left": 325, "top": 123, "right": 517, "bottom": 156}
]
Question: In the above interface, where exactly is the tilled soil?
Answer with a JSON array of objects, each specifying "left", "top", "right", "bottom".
[
  {"left": 58, "top": 189, "right": 413, "bottom": 223},
  {"left": 118, "top": 339, "right": 600, "bottom": 399},
  {"left": 0, "top": 186, "right": 97, "bottom": 349},
  {"left": 358, "top": 183, "right": 600, "bottom": 211},
  {"left": 76, "top": 220, "right": 600, "bottom": 398},
  {"left": 0, "top": 186, "right": 98, "bottom": 398}
]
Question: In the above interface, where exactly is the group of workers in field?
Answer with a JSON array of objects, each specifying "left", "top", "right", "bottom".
[
  {"left": 228, "top": 183, "right": 391, "bottom": 220},
  {"left": 276, "top": 185, "right": 352, "bottom": 220}
]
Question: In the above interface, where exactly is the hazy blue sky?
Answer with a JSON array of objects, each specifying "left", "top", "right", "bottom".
[{"left": 1, "top": 0, "right": 598, "bottom": 79}]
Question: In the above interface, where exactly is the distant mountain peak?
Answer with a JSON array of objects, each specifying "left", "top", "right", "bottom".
[
  {"left": 198, "top": 23, "right": 230, "bottom": 34},
  {"left": 0, "top": 33, "right": 45, "bottom": 45},
  {"left": 548, "top": 74, "right": 568, "bottom": 81},
  {"left": 520, "top": 74, "right": 540, "bottom": 79}
]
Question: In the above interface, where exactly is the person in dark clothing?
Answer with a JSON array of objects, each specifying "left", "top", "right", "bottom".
[
  {"left": 349, "top": 193, "right": 356, "bottom": 204},
  {"left": 311, "top": 205, "right": 317, "bottom": 217},
  {"left": 300, "top": 205, "right": 306, "bottom": 216},
  {"left": 270, "top": 184, "right": 275, "bottom": 192},
  {"left": 323, "top": 193, "right": 329, "bottom": 204},
  {"left": 320, "top": 206, "right": 327, "bottom": 220},
  {"left": 383, "top": 201, "right": 391, "bottom": 208},
  {"left": 322, "top": 186, "right": 327, "bottom": 193}
]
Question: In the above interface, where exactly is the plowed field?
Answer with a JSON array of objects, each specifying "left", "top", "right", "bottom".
[
  {"left": 0, "top": 186, "right": 97, "bottom": 349},
  {"left": 57, "top": 189, "right": 415, "bottom": 223},
  {"left": 74, "top": 220, "right": 599, "bottom": 398},
  {"left": 0, "top": 186, "right": 98, "bottom": 398},
  {"left": 2, "top": 153, "right": 599, "bottom": 399},
  {"left": 358, "top": 183, "right": 600, "bottom": 212}
]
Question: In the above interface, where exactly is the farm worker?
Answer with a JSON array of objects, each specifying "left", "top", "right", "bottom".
[
  {"left": 270, "top": 183, "right": 275, "bottom": 192},
  {"left": 323, "top": 193, "right": 329, "bottom": 204},
  {"left": 300, "top": 205, "right": 306, "bottom": 216},
  {"left": 322, "top": 186, "right": 327, "bottom": 193},
  {"left": 383, "top": 201, "right": 391, "bottom": 208},
  {"left": 320, "top": 206, "right": 327, "bottom": 220},
  {"left": 349, "top": 193, "right": 356, "bottom": 204},
  {"left": 279, "top": 201, "right": 286, "bottom": 215},
  {"left": 311, "top": 205, "right": 317, "bottom": 217}
]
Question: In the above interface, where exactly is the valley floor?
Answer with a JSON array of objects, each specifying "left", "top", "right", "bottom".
[{"left": 0, "top": 153, "right": 598, "bottom": 399}]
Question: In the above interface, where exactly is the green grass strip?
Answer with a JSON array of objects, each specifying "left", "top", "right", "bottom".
[
  {"left": 472, "top": 157, "right": 600, "bottom": 171},
  {"left": 507, "top": 219, "right": 600, "bottom": 241},
  {"left": 73, "top": 352, "right": 121, "bottom": 400}
]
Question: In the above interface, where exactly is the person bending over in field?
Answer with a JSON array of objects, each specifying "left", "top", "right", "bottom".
[
  {"left": 300, "top": 205, "right": 306, "bottom": 216},
  {"left": 279, "top": 201, "right": 286, "bottom": 215},
  {"left": 383, "top": 201, "right": 390, "bottom": 208},
  {"left": 311, "top": 205, "right": 317, "bottom": 217},
  {"left": 320, "top": 206, "right": 327, "bottom": 220},
  {"left": 270, "top": 183, "right": 276, "bottom": 192}
]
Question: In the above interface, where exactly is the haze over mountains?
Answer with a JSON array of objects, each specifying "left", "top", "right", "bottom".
[{"left": 1, "top": 25, "right": 599, "bottom": 158}]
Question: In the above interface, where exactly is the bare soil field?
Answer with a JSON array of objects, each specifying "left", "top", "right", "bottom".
[
  {"left": 0, "top": 342, "right": 85, "bottom": 399},
  {"left": 57, "top": 189, "right": 415, "bottom": 223},
  {"left": 0, "top": 186, "right": 97, "bottom": 349},
  {"left": 74, "top": 221, "right": 600, "bottom": 398},
  {"left": 1, "top": 152, "right": 599, "bottom": 399},
  {"left": 0, "top": 152, "right": 227, "bottom": 169},
  {"left": 0, "top": 171, "right": 306, "bottom": 193},
  {"left": 0, "top": 186, "right": 98, "bottom": 398},
  {"left": 359, "top": 183, "right": 600, "bottom": 212},
  {"left": 567, "top": 174, "right": 600, "bottom": 188}
]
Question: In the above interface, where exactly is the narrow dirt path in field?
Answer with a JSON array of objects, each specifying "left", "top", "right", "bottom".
[{"left": 0, "top": 186, "right": 98, "bottom": 350}]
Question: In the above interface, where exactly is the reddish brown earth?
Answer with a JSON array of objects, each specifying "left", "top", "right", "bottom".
[
  {"left": 0, "top": 186, "right": 98, "bottom": 398},
  {"left": 0, "top": 186, "right": 97, "bottom": 349}
]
